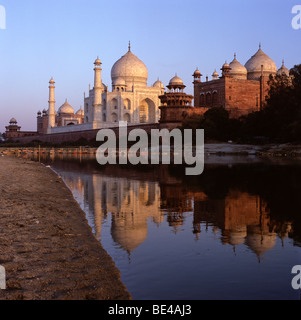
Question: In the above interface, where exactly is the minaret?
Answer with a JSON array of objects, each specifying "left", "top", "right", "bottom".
[
  {"left": 48, "top": 78, "right": 56, "bottom": 129},
  {"left": 93, "top": 57, "right": 102, "bottom": 106},
  {"left": 93, "top": 57, "right": 102, "bottom": 123}
]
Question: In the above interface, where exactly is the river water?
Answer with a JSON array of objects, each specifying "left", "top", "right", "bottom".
[{"left": 34, "top": 153, "right": 301, "bottom": 300}]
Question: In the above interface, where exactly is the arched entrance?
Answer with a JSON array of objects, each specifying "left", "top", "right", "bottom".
[
  {"left": 139, "top": 98, "right": 156, "bottom": 123},
  {"left": 123, "top": 113, "right": 131, "bottom": 123},
  {"left": 111, "top": 113, "right": 118, "bottom": 122}
]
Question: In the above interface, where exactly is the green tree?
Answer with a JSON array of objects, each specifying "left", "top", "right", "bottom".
[{"left": 241, "top": 64, "right": 301, "bottom": 142}]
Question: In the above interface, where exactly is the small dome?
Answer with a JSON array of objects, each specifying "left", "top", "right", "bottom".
[
  {"left": 76, "top": 107, "right": 84, "bottom": 116},
  {"left": 111, "top": 47, "right": 148, "bottom": 87},
  {"left": 228, "top": 226, "right": 247, "bottom": 246},
  {"left": 277, "top": 60, "right": 290, "bottom": 77},
  {"left": 229, "top": 54, "right": 247, "bottom": 79},
  {"left": 113, "top": 77, "right": 126, "bottom": 86},
  {"left": 37, "top": 110, "right": 42, "bottom": 115},
  {"left": 222, "top": 61, "right": 230, "bottom": 69},
  {"left": 49, "top": 78, "right": 55, "bottom": 84},
  {"left": 94, "top": 57, "right": 101, "bottom": 65},
  {"left": 169, "top": 75, "right": 184, "bottom": 86},
  {"left": 10, "top": 118, "right": 17, "bottom": 124},
  {"left": 245, "top": 45, "right": 277, "bottom": 80},
  {"left": 212, "top": 70, "right": 219, "bottom": 79},
  {"left": 193, "top": 68, "right": 202, "bottom": 77},
  {"left": 245, "top": 227, "right": 277, "bottom": 259},
  {"left": 153, "top": 79, "right": 164, "bottom": 88},
  {"left": 58, "top": 99, "right": 74, "bottom": 114}
]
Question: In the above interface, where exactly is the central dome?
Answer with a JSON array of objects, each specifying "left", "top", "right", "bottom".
[
  {"left": 245, "top": 45, "right": 277, "bottom": 80},
  {"left": 111, "top": 48, "right": 148, "bottom": 88}
]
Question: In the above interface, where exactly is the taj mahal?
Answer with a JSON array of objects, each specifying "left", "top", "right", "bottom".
[
  {"left": 36, "top": 43, "right": 165, "bottom": 136},
  {"left": 5, "top": 43, "right": 291, "bottom": 142}
]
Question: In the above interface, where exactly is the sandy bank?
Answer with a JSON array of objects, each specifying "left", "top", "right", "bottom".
[{"left": 0, "top": 156, "right": 131, "bottom": 300}]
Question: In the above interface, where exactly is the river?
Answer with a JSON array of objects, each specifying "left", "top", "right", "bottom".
[{"left": 29, "top": 153, "right": 301, "bottom": 300}]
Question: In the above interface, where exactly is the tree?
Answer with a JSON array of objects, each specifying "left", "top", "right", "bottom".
[
  {"left": 182, "top": 107, "right": 241, "bottom": 142},
  {"left": 240, "top": 64, "right": 301, "bottom": 142}
]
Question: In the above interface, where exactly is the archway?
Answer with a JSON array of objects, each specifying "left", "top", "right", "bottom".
[
  {"left": 111, "top": 113, "right": 118, "bottom": 122},
  {"left": 139, "top": 98, "right": 156, "bottom": 123},
  {"left": 124, "top": 98, "right": 131, "bottom": 110},
  {"left": 112, "top": 98, "right": 118, "bottom": 110},
  {"left": 123, "top": 113, "right": 131, "bottom": 123}
]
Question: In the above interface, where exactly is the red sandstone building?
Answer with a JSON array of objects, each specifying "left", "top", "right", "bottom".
[
  {"left": 159, "top": 75, "right": 194, "bottom": 128},
  {"left": 5, "top": 118, "right": 38, "bottom": 140},
  {"left": 4, "top": 45, "right": 290, "bottom": 142},
  {"left": 193, "top": 46, "right": 289, "bottom": 118},
  {"left": 159, "top": 46, "right": 290, "bottom": 127}
]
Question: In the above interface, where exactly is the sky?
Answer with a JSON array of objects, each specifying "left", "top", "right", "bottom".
[{"left": 0, "top": 0, "right": 300, "bottom": 132}]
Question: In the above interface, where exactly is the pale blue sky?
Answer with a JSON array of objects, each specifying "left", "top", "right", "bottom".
[{"left": 0, "top": 0, "right": 300, "bottom": 132}]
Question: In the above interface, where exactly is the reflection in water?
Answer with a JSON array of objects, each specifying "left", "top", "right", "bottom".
[
  {"left": 61, "top": 164, "right": 294, "bottom": 260},
  {"left": 63, "top": 173, "right": 163, "bottom": 252},
  {"left": 32, "top": 154, "right": 301, "bottom": 299}
]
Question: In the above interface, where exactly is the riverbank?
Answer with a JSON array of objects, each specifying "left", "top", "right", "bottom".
[
  {"left": 1, "top": 142, "right": 301, "bottom": 158},
  {"left": 0, "top": 156, "right": 131, "bottom": 300}
]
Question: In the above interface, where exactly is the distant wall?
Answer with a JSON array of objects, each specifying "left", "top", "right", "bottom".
[{"left": 12, "top": 123, "right": 161, "bottom": 144}]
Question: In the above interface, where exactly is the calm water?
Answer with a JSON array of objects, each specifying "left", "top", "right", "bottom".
[{"left": 33, "top": 154, "right": 301, "bottom": 300}]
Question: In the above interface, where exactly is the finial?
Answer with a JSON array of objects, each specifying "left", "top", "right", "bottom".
[
  {"left": 282, "top": 59, "right": 285, "bottom": 66},
  {"left": 128, "top": 41, "right": 131, "bottom": 52},
  {"left": 259, "top": 42, "right": 261, "bottom": 50},
  {"left": 234, "top": 52, "right": 237, "bottom": 59}
]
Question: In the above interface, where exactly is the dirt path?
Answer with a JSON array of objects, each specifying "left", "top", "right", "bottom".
[{"left": 0, "top": 156, "right": 131, "bottom": 300}]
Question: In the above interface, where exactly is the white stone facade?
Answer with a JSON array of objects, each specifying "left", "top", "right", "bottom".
[{"left": 47, "top": 46, "right": 165, "bottom": 134}]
